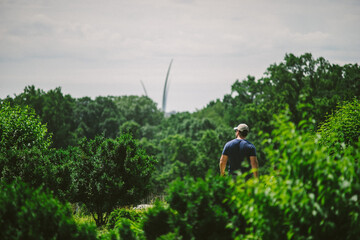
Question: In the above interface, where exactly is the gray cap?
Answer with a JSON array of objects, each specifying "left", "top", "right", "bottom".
[{"left": 234, "top": 123, "right": 249, "bottom": 132}]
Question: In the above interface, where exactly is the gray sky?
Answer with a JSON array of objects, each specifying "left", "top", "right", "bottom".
[{"left": 1, "top": 0, "right": 359, "bottom": 112}]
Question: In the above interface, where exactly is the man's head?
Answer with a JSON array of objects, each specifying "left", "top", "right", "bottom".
[{"left": 234, "top": 123, "right": 249, "bottom": 138}]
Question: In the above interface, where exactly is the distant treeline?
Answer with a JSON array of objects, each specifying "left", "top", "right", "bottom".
[{"left": 1, "top": 52, "right": 360, "bottom": 190}]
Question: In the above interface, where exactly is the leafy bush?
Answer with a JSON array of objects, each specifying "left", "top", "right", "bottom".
[
  {"left": 0, "top": 103, "right": 51, "bottom": 152},
  {"left": 107, "top": 208, "right": 144, "bottom": 230},
  {"left": 142, "top": 174, "right": 239, "bottom": 240},
  {"left": 0, "top": 147, "right": 50, "bottom": 189},
  {"left": 72, "top": 134, "right": 157, "bottom": 226},
  {"left": 119, "top": 120, "right": 141, "bottom": 139},
  {"left": 115, "top": 218, "right": 143, "bottom": 240},
  {"left": 317, "top": 98, "right": 360, "bottom": 152},
  {"left": 143, "top": 111, "right": 360, "bottom": 240},
  {"left": 229, "top": 113, "right": 360, "bottom": 239},
  {"left": 142, "top": 201, "right": 179, "bottom": 240},
  {"left": 101, "top": 213, "right": 145, "bottom": 240},
  {"left": 0, "top": 103, "right": 54, "bottom": 189},
  {"left": 0, "top": 181, "right": 97, "bottom": 240},
  {"left": 45, "top": 147, "right": 79, "bottom": 202}
]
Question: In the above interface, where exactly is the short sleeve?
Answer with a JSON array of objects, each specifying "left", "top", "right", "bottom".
[
  {"left": 222, "top": 143, "right": 229, "bottom": 155},
  {"left": 248, "top": 144, "right": 256, "bottom": 156}
]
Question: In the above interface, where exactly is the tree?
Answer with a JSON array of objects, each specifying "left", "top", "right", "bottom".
[
  {"left": 0, "top": 181, "right": 97, "bottom": 240},
  {"left": 119, "top": 120, "right": 141, "bottom": 139},
  {"left": 74, "top": 96, "right": 121, "bottom": 140},
  {"left": 44, "top": 147, "right": 79, "bottom": 202},
  {"left": 2, "top": 85, "right": 76, "bottom": 148},
  {"left": 0, "top": 103, "right": 51, "bottom": 152},
  {"left": 142, "top": 175, "right": 238, "bottom": 240},
  {"left": 41, "top": 87, "right": 76, "bottom": 148},
  {"left": 71, "top": 135, "right": 156, "bottom": 226},
  {"left": 193, "top": 99, "right": 227, "bottom": 127},
  {"left": 2, "top": 85, "right": 45, "bottom": 116},
  {"left": 193, "top": 129, "right": 223, "bottom": 178},
  {"left": 112, "top": 95, "right": 164, "bottom": 126},
  {"left": 0, "top": 103, "right": 53, "bottom": 188},
  {"left": 199, "top": 53, "right": 360, "bottom": 138},
  {"left": 317, "top": 98, "right": 360, "bottom": 152}
]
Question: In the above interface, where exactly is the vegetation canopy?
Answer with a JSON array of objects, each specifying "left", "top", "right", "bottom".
[{"left": 0, "top": 52, "right": 359, "bottom": 238}]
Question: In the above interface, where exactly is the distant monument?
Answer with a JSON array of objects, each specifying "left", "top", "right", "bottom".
[
  {"left": 162, "top": 59, "right": 173, "bottom": 113},
  {"left": 139, "top": 59, "right": 174, "bottom": 114}
]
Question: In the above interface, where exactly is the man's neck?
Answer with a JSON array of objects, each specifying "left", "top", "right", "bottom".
[{"left": 237, "top": 136, "right": 246, "bottom": 140}]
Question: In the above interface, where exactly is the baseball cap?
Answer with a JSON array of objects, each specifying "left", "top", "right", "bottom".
[{"left": 234, "top": 123, "right": 249, "bottom": 132}]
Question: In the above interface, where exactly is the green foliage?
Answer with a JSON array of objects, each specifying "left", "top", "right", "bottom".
[
  {"left": 166, "top": 175, "right": 238, "bottom": 240},
  {"left": 142, "top": 201, "right": 179, "bottom": 240},
  {"left": 0, "top": 181, "right": 97, "bottom": 240},
  {"left": 107, "top": 208, "right": 144, "bottom": 230},
  {"left": 143, "top": 110, "right": 360, "bottom": 239},
  {"left": 1, "top": 54, "right": 359, "bottom": 238},
  {"left": 41, "top": 87, "right": 76, "bottom": 148},
  {"left": 151, "top": 134, "right": 197, "bottom": 192},
  {"left": 115, "top": 218, "right": 143, "bottom": 240},
  {"left": 2, "top": 85, "right": 75, "bottom": 148},
  {"left": 72, "top": 134, "right": 156, "bottom": 226},
  {"left": 74, "top": 96, "right": 121, "bottom": 140},
  {"left": 112, "top": 95, "right": 164, "bottom": 127},
  {"left": 120, "top": 120, "right": 141, "bottom": 139},
  {"left": 142, "top": 175, "right": 239, "bottom": 240},
  {"left": 101, "top": 208, "right": 146, "bottom": 240},
  {"left": 44, "top": 147, "right": 80, "bottom": 202},
  {"left": 160, "top": 134, "right": 197, "bottom": 165},
  {"left": 193, "top": 129, "right": 223, "bottom": 178},
  {"left": 160, "top": 112, "right": 217, "bottom": 142},
  {"left": 229, "top": 113, "right": 360, "bottom": 239},
  {"left": 0, "top": 103, "right": 53, "bottom": 189},
  {"left": 317, "top": 98, "right": 360, "bottom": 151},
  {"left": 2, "top": 86, "right": 164, "bottom": 149},
  {"left": 193, "top": 99, "right": 227, "bottom": 126},
  {"left": 0, "top": 148, "right": 50, "bottom": 189},
  {"left": 0, "top": 102, "right": 51, "bottom": 152},
  {"left": 151, "top": 114, "right": 231, "bottom": 192}
]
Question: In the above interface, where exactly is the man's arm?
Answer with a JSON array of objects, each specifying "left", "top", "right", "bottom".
[
  {"left": 250, "top": 156, "right": 259, "bottom": 178},
  {"left": 219, "top": 155, "right": 228, "bottom": 176}
]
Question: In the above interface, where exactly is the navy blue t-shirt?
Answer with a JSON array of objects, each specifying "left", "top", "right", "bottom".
[{"left": 222, "top": 139, "right": 256, "bottom": 175}]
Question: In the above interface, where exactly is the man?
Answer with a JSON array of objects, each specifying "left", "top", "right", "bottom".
[{"left": 219, "top": 123, "right": 259, "bottom": 180}]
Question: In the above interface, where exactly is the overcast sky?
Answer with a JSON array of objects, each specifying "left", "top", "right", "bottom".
[{"left": 1, "top": 0, "right": 359, "bottom": 112}]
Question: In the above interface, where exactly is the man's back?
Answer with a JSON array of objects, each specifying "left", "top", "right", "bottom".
[
  {"left": 222, "top": 138, "right": 256, "bottom": 175},
  {"left": 219, "top": 123, "right": 259, "bottom": 179}
]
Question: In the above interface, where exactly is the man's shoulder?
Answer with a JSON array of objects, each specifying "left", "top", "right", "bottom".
[
  {"left": 225, "top": 138, "right": 241, "bottom": 146},
  {"left": 244, "top": 139, "right": 254, "bottom": 145},
  {"left": 243, "top": 140, "right": 256, "bottom": 149}
]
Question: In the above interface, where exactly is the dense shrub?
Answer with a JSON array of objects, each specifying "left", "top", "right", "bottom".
[
  {"left": 142, "top": 174, "right": 239, "bottom": 240},
  {"left": 116, "top": 218, "right": 142, "bottom": 240},
  {"left": 119, "top": 120, "right": 141, "bottom": 139},
  {"left": 0, "top": 103, "right": 54, "bottom": 189},
  {"left": 107, "top": 208, "right": 144, "bottom": 230},
  {"left": 45, "top": 147, "right": 80, "bottom": 202},
  {"left": 317, "top": 98, "right": 360, "bottom": 152},
  {"left": 229, "top": 114, "right": 360, "bottom": 239},
  {"left": 0, "top": 181, "right": 97, "bottom": 240},
  {"left": 101, "top": 214, "right": 144, "bottom": 240},
  {"left": 0, "top": 147, "right": 50, "bottom": 189},
  {"left": 0, "top": 103, "right": 51, "bottom": 152},
  {"left": 141, "top": 111, "right": 360, "bottom": 239},
  {"left": 72, "top": 134, "right": 157, "bottom": 226},
  {"left": 142, "top": 201, "right": 180, "bottom": 240}
]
